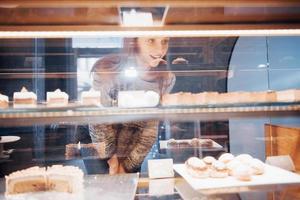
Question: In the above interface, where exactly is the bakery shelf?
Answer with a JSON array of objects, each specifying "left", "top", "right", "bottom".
[{"left": 0, "top": 102, "right": 299, "bottom": 126}]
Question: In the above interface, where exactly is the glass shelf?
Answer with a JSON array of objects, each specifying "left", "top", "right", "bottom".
[{"left": 0, "top": 102, "right": 299, "bottom": 126}]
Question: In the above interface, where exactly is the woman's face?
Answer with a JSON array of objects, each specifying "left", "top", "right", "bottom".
[{"left": 136, "top": 37, "right": 169, "bottom": 69}]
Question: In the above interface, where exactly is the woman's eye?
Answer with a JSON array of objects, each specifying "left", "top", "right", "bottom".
[
  {"left": 147, "top": 39, "right": 154, "bottom": 44},
  {"left": 162, "top": 39, "right": 169, "bottom": 45}
]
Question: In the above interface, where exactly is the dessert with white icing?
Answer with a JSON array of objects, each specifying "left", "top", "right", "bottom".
[
  {"left": 13, "top": 87, "right": 37, "bottom": 108},
  {"left": 5, "top": 165, "right": 83, "bottom": 195},
  {"left": 81, "top": 88, "right": 101, "bottom": 106},
  {"left": 185, "top": 157, "right": 209, "bottom": 178},
  {"left": 218, "top": 153, "right": 235, "bottom": 164},
  {"left": 0, "top": 93, "right": 9, "bottom": 108},
  {"left": 47, "top": 89, "right": 69, "bottom": 106},
  {"left": 210, "top": 160, "right": 229, "bottom": 178},
  {"left": 118, "top": 90, "right": 160, "bottom": 108}
]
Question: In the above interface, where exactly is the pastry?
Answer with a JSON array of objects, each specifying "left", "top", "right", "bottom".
[
  {"left": 81, "top": 88, "right": 101, "bottom": 106},
  {"left": 118, "top": 90, "right": 160, "bottom": 108},
  {"left": 276, "top": 89, "right": 300, "bottom": 102},
  {"left": 210, "top": 160, "right": 229, "bottom": 178},
  {"left": 171, "top": 57, "right": 189, "bottom": 65},
  {"left": 226, "top": 159, "right": 242, "bottom": 176},
  {"left": 203, "top": 156, "right": 216, "bottom": 166},
  {"left": 5, "top": 165, "right": 83, "bottom": 195},
  {"left": 235, "top": 154, "right": 253, "bottom": 165},
  {"left": 167, "top": 138, "right": 178, "bottom": 148},
  {"left": 185, "top": 157, "right": 209, "bottom": 178},
  {"left": 178, "top": 140, "right": 192, "bottom": 148},
  {"left": 249, "top": 158, "right": 265, "bottom": 175},
  {"left": 218, "top": 153, "right": 235, "bottom": 164},
  {"left": 198, "top": 139, "right": 213, "bottom": 148},
  {"left": 46, "top": 89, "right": 69, "bottom": 107},
  {"left": 190, "top": 138, "right": 199, "bottom": 147},
  {"left": 13, "top": 87, "right": 37, "bottom": 108},
  {"left": 0, "top": 93, "right": 9, "bottom": 108},
  {"left": 232, "top": 164, "right": 252, "bottom": 181}
]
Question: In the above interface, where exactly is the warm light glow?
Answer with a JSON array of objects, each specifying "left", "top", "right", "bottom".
[
  {"left": 124, "top": 67, "right": 138, "bottom": 78},
  {"left": 122, "top": 9, "right": 154, "bottom": 27},
  {"left": 1, "top": 29, "right": 300, "bottom": 38}
]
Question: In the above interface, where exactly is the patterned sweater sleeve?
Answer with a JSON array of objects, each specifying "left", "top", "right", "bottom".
[
  {"left": 88, "top": 56, "right": 120, "bottom": 158},
  {"left": 121, "top": 120, "right": 159, "bottom": 172}
]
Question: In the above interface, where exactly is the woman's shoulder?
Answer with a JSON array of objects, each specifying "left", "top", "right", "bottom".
[{"left": 92, "top": 54, "right": 124, "bottom": 72}]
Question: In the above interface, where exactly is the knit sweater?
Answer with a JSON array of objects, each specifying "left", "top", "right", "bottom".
[{"left": 89, "top": 54, "right": 175, "bottom": 172}]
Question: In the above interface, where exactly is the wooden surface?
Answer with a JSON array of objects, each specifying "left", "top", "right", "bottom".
[{"left": 265, "top": 124, "right": 300, "bottom": 172}]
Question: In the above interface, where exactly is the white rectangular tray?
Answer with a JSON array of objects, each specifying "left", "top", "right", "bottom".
[
  {"left": 174, "top": 164, "right": 300, "bottom": 194},
  {"left": 160, "top": 139, "right": 222, "bottom": 149}
]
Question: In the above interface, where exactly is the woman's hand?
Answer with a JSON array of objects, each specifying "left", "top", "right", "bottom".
[
  {"left": 107, "top": 154, "right": 119, "bottom": 175},
  {"left": 118, "top": 163, "right": 126, "bottom": 174}
]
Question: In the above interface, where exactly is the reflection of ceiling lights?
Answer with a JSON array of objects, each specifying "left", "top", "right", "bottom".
[{"left": 122, "top": 9, "right": 153, "bottom": 27}]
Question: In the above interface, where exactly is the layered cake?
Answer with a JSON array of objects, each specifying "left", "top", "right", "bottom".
[
  {"left": 276, "top": 89, "right": 300, "bottom": 102},
  {"left": 46, "top": 89, "right": 69, "bottom": 107},
  {"left": 5, "top": 165, "right": 83, "bottom": 195},
  {"left": 13, "top": 87, "right": 37, "bottom": 108},
  {"left": 0, "top": 93, "right": 9, "bottom": 108},
  {"left": 81, "top": 89, "right": 101, "bottom": 106}
]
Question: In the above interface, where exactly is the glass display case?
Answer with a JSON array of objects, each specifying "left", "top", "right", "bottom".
[{"left": 0, "top": 1, "right": 300, "bottom": 200}]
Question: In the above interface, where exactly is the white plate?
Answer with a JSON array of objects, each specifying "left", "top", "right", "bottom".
[
  {"left": 0, "top": 136, "right": 20, "bottom": 144},
  {"left": 173, "top": 164, "right": 300, "bottom": 194},
  {"left": 160, "top": 139, "right": 222, "bottom": 149}
]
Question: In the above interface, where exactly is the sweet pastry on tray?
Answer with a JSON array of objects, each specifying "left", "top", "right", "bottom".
[
  {"left": 46, "top": 89, "right": 69, "bottom": 107},
  {"left": 13, "top": 87, "right": 37, "bottom": 108},
  {"left": 198, "top": 139, "right": 213, "bottom": 147},
  {"left": 184, "top": 153, "right": 266, "bottom": 182},
  {"left": 5, "top": 165, "right": 83, "bottom": 195},
  {"left": 218, "top": 153, "right": 235, "bottom": 164},
  {"left": 167, "top": 138, "right": 178, "bottom": 148},
  {"left": 81, "top": 88, "right": 101, "bottom": 106},
  {"left": 185, "top": 157, "right": 209, "bottom": 178},
  {"left": 0, "top": 93, "right": 9, "bottom": 108},
  {"left": 210, "top": 160, "right": 229, "bottom": 178}
]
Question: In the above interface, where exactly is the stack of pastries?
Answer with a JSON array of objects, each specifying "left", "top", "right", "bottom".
[
  {"left": 162, "top": 89, "right": 300, "bottom": 106},
  {"left": 185, "top": 153, "right": 265, "bottom": 181}
]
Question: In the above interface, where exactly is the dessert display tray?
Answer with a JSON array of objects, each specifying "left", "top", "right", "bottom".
[
  {"left": 0, "top": 173, "right": 138, "bottom": 200},
  {"left": 0, "top": 102, "right": 299, "bottom": 126},
  {"left": 173, "top": 164, "right": 300, "bottom": 194},
  {"left": 159, "top": 139, "right": 222, "bottom": 149}
]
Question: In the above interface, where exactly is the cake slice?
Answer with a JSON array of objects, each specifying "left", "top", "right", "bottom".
[
  {"left": 81, "top": 89, "right": 101, "bottom": 106},
  {"left": 0, "top": 93, "right": 9, "bottom": 108},
  {"left": 46, "top": 89, "right": 69, "bottom": 107},
  {"left": 5, "top": 166, "right": 47, "bottom": 195},
  {"left": 13, "top": 87, "right": 37, "bottom": 108},
  {"left": 5, "top": 165, "right": 84, "bottom": 195},
  {"left": 47, "top": 165, "right": 84, "bottom": 193}
]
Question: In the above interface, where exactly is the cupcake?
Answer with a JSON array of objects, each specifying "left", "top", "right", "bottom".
[{"left": 185, "top": 157, "right": 209, "bottom": 178}]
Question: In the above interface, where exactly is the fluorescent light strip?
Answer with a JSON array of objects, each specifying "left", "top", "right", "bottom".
[{"left": 1, "top": 29, "right": 300, "bottom": 38}]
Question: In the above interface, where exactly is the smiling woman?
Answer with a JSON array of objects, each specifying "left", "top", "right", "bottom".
[{"left": 89, "top": 37, "right": 175, "bottom": 174}]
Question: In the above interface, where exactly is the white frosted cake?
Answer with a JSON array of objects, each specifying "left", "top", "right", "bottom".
[
  {"left": 13, "top": 87, "right": 37, "bottom": 108},
  {"left": 5, "top": 165, "right": 83, "bottom": 195},
  {"left": 47, "top": 89, "right": 69, "bottom": 106},
  {"left": 81, "top": 89, "right": 101, "bottom": 106},
  {"left": 0, "top": 93, "right": 9, "bottom": 108},
  {"left": 118, "top": 90, "right": 160, "bottom": 108}
]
